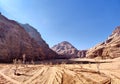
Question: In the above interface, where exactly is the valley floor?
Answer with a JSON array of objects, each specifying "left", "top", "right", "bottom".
[{"left": 0, "top": 57, "right": 120, "bottom": 84}]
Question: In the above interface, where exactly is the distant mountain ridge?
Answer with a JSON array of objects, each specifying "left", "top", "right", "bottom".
[
  {"left": 52, "top": 41, "right": 78, "bottom": 52},
  {"left": 51, "top": 41, "right": 87, "bottom": 58}
]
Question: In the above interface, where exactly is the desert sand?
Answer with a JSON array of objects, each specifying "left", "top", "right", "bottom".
[{"left": 0, "top": 57, "right": 120, "bottom": 84}]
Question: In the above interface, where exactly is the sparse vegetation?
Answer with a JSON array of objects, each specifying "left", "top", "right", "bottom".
[
  {"left": 94, "top": 59, "right": 101, "bottom": 74},
  {"left": 89, "top": 62, "right": 91, "bottom": 68},
  {"left": 22, "top": 54, "right": 26, "bottom": 64},
  {"left": 13, "top": 59, "right": 17, "bottom": 75},
  {"left": 13, "top": 54, "right": 26, "bottom": 76},
  {"left": 79, "top": 62, "right": 83, "bottom": 69},
  {"left": 97, "top": 62, "right": 100, "bottom": 74},
  {"left": 31, "top": 60, "right": 35, "bottom": 65}
]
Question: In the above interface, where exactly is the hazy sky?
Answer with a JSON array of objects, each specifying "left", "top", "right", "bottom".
[{"left": 0, "top": 0, "right": 120, "bottom": 50}]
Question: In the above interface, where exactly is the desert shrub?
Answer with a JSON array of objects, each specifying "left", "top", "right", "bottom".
[
  {"left": 31, "top": 60, "right": 35, "bottom": 65},
  {"left": 96, "top": 62, "right": 100, "bottom": 74},
  {"left": 22, "top": 54, "right": 26, "bottom": 64},
  {"left": 13, "top": 59, "right": 22, "bottom": 75},
  {"left": 89, "top": 62, "right": 91, "bottom": 68},
  {"left": 94, "top": 59, "right": 100, "bottom": 74},
  {"left": 79, "top": 62, "right": 83, "bottom": 69}
]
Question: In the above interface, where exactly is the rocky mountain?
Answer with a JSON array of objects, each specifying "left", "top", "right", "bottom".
[
  {"left": 0, "top": 14, "right": 57, "bottom": 62},
  {"left": 51, "top": 41, "right": 87, "bottom": 58},
  {"left": 20, "top": 23, "right": 48, "bottom": 48},
  {"left": 77, "top": 50, "right": 87, "bottom": 58},
  {"left": 86, "top": 26, "right": 120, "bottom": 59}
]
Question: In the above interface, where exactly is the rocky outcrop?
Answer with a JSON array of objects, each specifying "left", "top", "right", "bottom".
[
  {"left": 77, "top": 50, "right": 87, "bottom": 58},
  {"left": 86, "top": 26, "right": 120, "bottom": 59},
  {"left": 0, "top": 14, "right": 57, "bottom": 62},
  {"left": 51, "top": 41, "right": 87, "bottom": 58}
]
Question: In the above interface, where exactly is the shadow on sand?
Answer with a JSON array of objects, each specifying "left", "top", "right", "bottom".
[{"left": 34, "top": 59, "right": 112, "bottom": 65}]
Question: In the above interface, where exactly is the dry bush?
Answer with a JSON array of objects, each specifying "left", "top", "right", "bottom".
[
  {"left": 89, "top": 62, "right": 91, "bottom": 68},
  {"left": 13, "top": 59, "right": 18, "bottom": 71},
  {"left": 22, "top": 54, "right": 26, "bottom": 64},
  {"left": 49, "top": 62, "right": 53, "bottom": 66},
  {"left": 13, "top": 54, "right": 27, "bottom": 75},
  {"left": 94, "top": 59, "right": 101, "bottom": 74},
  {"left": 44, "top": 62, "right": 48, "bottom": 66},
  {"left": 97, "top": 62, "right": 100, "bottom": 74},
  {"left": 31, "top": 60, "right": 35, "bottom": 65},
  {"left": 79, "top": 62, "right": 83, "bottom": 69},
  {"left": 61, "top": 61, "right": 66, "bottom": 69},
  {"left": 13, "top": 59, "right": 22, "bottom": 75}
]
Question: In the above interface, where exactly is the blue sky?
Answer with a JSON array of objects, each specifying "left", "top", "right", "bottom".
[{"left": 0, "top": 0, "right": 120, "bottom": 50}]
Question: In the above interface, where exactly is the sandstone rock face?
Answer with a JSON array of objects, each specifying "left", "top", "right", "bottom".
[
  {"left": 86, "top": 26, "right": 120, "bottom": 59},
  {"left": 51, "top": 41, "right": 87, "bottom": 58},
  {"left": 0, "top": 14, "right": 57, "bottom": 62}
]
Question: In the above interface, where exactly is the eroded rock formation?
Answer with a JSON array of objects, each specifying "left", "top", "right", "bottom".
[{"left": 86, "top": 26, "right": 120, "bottom": 59}]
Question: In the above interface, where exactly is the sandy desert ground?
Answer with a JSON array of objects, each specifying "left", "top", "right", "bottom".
[{"left": 0, "top": 57, "right": 120, "bottom": 84}]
